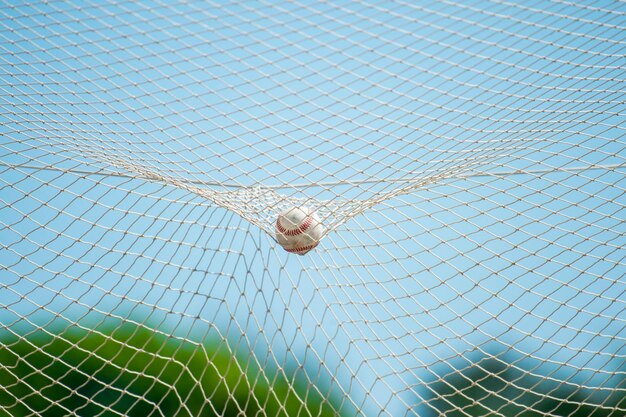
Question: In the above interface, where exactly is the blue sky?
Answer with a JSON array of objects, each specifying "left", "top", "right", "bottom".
[{"left": 1, "top": 1, "right": 625, "bottom": 415}]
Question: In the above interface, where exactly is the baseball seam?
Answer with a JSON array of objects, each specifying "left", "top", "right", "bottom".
[
  {"left": 276, "top": 209, "right": 313, "bottom": 237},
  {"left": 284, "top": 243, "right": 318, "bottom": 254}
]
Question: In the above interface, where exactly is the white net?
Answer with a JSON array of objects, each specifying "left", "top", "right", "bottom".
[{"left": 1, "top": 1, "right": 625, "bottom": 416}]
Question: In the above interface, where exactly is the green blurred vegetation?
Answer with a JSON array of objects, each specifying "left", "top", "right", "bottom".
[
  {"left": 4, "top": 321, "right": 624, "bottom": 417},
  {"left": 0, "top": 322, "right": 345, "bottom": 417},
  {"left": 415, "top": 351, "right": 626, "bottom": 417}
]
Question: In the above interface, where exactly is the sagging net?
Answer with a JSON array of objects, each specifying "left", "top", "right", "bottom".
[{"left": 1, "top": 1, "right": 625, "bottom": 416}]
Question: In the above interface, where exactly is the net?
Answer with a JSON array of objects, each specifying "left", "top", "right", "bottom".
[{"left": 1, "top": 1, "right": 625, "bottom": 416}]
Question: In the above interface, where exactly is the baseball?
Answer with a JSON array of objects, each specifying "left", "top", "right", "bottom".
[{"left": 275, "top": 206, "right": 324, "bottom": 255}]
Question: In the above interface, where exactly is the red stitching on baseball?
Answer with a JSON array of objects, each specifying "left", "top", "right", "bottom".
[
  {"left": 284, "top": 243, "right": 318, "bottom": 254},
  {"left": 277, "top": 209, "right": 313, "bottom": 237},
  {"left": 276, "top": 218, "right": 287, "bottom": 235}
]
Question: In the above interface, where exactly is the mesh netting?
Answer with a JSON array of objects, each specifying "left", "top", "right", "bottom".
[{"left": 1, "top": 1, "right": 625, "bottom": 416}]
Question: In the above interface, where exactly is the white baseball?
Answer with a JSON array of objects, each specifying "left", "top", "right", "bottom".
[{"left": 275, "top": 206, "right": 324, "bottom": 255}]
